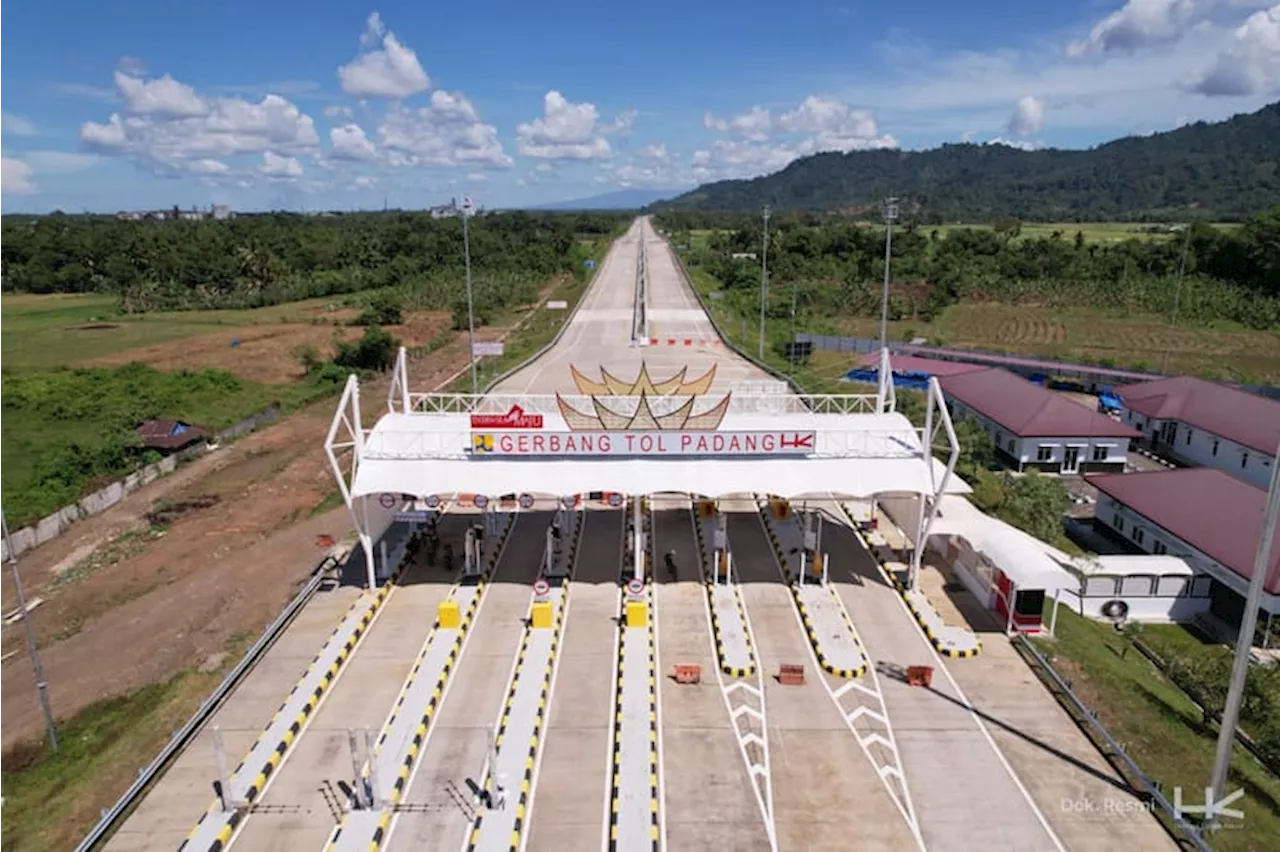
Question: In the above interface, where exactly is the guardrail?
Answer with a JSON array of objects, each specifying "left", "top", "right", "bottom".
[
  {"left": 1012, "top": 634, "right": 1212, "bottom": 852},
  {"left": 75, "top": 555, "right": 340, "bottom": 852}
]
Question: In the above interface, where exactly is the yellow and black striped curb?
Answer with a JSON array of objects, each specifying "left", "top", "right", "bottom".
[
  {"left": 181, "top": 529, "right": 422, "bottom": 852},
  {"left": 607, "top": 587, "right": 661, "bottom": 850},
  {"left": 693, "top": 511, "right": 756, "bottom": 679},
  {"left": 327, "top": 514, "right": 517, "bottom": 850},
  {"left": 791, "top": 586, "right": 869, "bottom": 679},
  {"left": 466, "top": 585, "right": 570, "bottom": 852},
  {"left": 835, "top": 503, "right": 982, "bottom": 661}
]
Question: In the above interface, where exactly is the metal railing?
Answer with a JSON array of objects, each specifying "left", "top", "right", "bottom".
[
  {"left": 1013, "top": 634, "right": 1212, "bottom": 852},
  {"left": 75, "top": 556, "right": 339, "bottom": 852},
  {"left": 407, "top": 392, "right": 880, "bottom": 416}
]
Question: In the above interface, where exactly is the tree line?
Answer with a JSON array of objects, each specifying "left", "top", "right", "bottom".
[
  {"left": 657, "top": 207, "right": 1280, "bottom": 331},
  {"left": 0, "top": 210, "right": 628, "bottom": 312},
  {"left": 652, "top": 102, "right": 1280, "bottom": 221}
]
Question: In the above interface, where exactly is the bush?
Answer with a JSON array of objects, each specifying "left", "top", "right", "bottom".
[
  {"left": 334, "top": 325, "right": 399, "bottom": 372},
  {"left": 357, "top": 292, "right": 403, "bottom": 326}
]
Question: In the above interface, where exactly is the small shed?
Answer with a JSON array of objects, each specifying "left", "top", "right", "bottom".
[{"left": 135, "top": 419, "right": 212, "bottom": 454}]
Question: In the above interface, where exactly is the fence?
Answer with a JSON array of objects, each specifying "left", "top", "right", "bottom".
[{"left": 2, "top": 406, "right": 284, "bottom": 561}]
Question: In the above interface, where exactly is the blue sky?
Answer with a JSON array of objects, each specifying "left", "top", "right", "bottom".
[{"left": 2, "top": 0, "right": 1277, "bottom": 212}]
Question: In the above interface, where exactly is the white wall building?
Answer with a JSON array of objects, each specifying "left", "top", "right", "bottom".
[
  {"left": 939, "top": 368, "right": 1139, "bottom": 474},
  {"left": 1119, "top": 376, "right": 1279, "bottom": 490}
]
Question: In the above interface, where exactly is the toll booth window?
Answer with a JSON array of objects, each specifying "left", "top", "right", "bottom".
[{"left": 1014, "top": 589, "right": 1045, "bottom": 617}]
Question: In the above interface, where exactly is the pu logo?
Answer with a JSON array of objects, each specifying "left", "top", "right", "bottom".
[{"left": 473, "top": 434, "right": 494, "bottom": 453}]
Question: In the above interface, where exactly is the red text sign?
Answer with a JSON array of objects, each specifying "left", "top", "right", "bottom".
[
  {"left": 470, "top": 405, "right": 544, "bottom": 429},
  {"left": 470, "top": 430, "right": 816, "bottom": 457}
]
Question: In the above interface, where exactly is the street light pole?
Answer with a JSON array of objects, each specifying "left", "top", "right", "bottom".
[
  {"left": 789, "top": 281, "right": 798, "bottom": 377},
  {"left": 879, "top": 197, "right": 899, "bottom": 352},
  {"left": 461, "top": 197, "right": 478, "bottom": 395},
  {"left": 2, "top": 510, "right": 58, "bottom": 751},
  {"left": 1161, "top": 223, "right": 1193, "bottom": 374},
  {"left": 1208, "top": 440, "right": 1280, "bottom": 820},
  {"left": 759, "top": 205, "right": 770, "bottom": 361}
]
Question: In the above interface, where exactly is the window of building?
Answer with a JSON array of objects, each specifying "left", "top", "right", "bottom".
[
  {"left": 1007, "top": 439, "right": 1015, "bottom": 453},
  {"left": 1037, "top": 445, "right": 1053, "bottom": 462},
  {"left": 1115, "top": 516, "right": 1125, "bottom": 533},
  {"left": 1212, "top": 439, "right": 1219, "bottom": 456},
  {"left": 1242, "top": 452, "right": 1249, "bottom": 469},
  {"left": 1092, "top": 446, "right": 1108, "bottom": 462},
  {"left": 1153, "top": 541, "right": 1168, "bottom": 555},
  {"left": 1133, "top": 527, "right": 1146, "bottom": 545},
  {"left": 1186, "top": 430, "right": 1193, "bottom": 446},
  {"left": 995, "top": 431, "right": 1004, "bottom": 446}
]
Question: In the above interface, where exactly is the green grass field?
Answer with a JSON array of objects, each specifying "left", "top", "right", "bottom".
[
  {"left": 1033, "top": 609, "right": 1280, "bottom": 851},
  {"left": 1, "top": 293, "right": 346, "bottom": 370}
]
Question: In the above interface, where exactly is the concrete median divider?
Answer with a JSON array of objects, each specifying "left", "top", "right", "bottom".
[
  {"left": 692, "top": 509, "right": 755, "bottom": 679},
  {"left": 836, "top": 502, "right": 982, "bottom": 660}
]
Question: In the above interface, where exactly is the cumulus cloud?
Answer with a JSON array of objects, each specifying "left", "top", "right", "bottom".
[
  {"left": 260, "top": 150, "right": 303, "bottom": 178},
  {"left": 516, "top": 91, "right": 630, "bottom": 160},
  {"left": 695, "top": 96, "right": 896, "bottom": 181},
  {"left": 638, "top": 143, "right": 669, "bottom": 160},
  {"left": 329, "top": 123, "right": 379, "bottom": 160},
  {"left": 610, "top": 108, "right": 639, "bottom": 137},
  {"left": 1067, "top": 0, "right": 1207, "bottom": 57},
  {"left": 985, "top": 137, "right": 1043, "bottom": 151},
  {"left": 377, "top": 90, "right": 511, "bottom": 168},
  {"left": 1, "top": 158, "right": 36, "bottom": 194},
  {"left": 188, "top": 158, "right": 230, "bottom": 174},
  {"left": 324, "top": 104, "right": 355, "bottom": 119},
  {"left": 80, "top": 71, "right": 319, "bottom": 175},
  {"left": 2, "top": 113, "right": 37, "bottom": 136},
  {"left": 21, "top": 151, "right": 99, "bottom": 174},
  {"left": 1188, "top": 5, "right": 1280, "bottom": 94},
  {"left": 1006, "top": 95, "right": 1046, "bottom": 135},
  {"left": 337, "top": 12, "right": 431, "bottom": 99}
]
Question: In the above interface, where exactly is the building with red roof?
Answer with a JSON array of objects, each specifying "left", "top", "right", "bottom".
[
  {"left": 1117, "top": 375, "right": 1279, "bottom": 490},
  {"left": 938, "top": 368, "right": 1140, "bottom": 474},
  {"left": 1088, "top": 468, "right": 1280, "bottom": 634}
]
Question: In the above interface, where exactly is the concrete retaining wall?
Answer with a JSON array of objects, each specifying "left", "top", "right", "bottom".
[{"left": 2, "top": 406, "right": 284, "bottom": 561}]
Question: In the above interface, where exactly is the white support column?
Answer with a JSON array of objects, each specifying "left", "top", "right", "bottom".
[
  {"left": 633, "top": 496, "right": 643, "bottom": 583},
  {"left": 379, "top": 540, "right": 389, "bottom": 582},
  {"left": 544, "top": 527, "right": 553, "bottom": 575},
  {"left": 348, "top": 730, "right": 368, "bottom": 809},
  {"left": 910, "top": 377, "right": 959, "bottom": 590},
  {"left": 365, "top": 729, "right": 384, "bottom": 809},
  {"left": 727, "top": 549, "right": 734, "bottom": 584},
  {"left": 799, "top": 552, "right": 807, "bottom": 586},
  {"left": 1050, "top": 587, "right": 1062, "bottom": 638},
  {"left": 822, "top": 552, "right": 829, "bottom": 586},
  {"left": 212, "top": 726, "right": 233, "bottom": 811}
]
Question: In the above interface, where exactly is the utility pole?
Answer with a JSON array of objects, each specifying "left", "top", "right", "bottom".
[
  {"left": 879, "top": 197, "right": 899, "bottom": 352},
  {"left": 2, "top": 510, "right": 58, "bottom": 751},
  {"left": 789, "top": 281, "right": 798, "bottom": 376},
  {"left": 1161, "top": 223, "right": 1194, "bottom": 374},
  {"left": 461, "top": 196, "right": 478, "bottom": 395},
  {"left": 1207, "top": 441, "right": 1280, "bottom": 822},
  {"left": 759, "top": 205, "right": 770, "bottom": 361}
]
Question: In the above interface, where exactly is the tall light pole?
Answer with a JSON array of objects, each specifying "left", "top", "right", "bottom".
[
  {"left": 460, "top": 196, "right": 478, "bottom": 395},
  {"left": 879, "top": 197, "right": 899, "bottom": 353},
  {"left": 789, "top": 281, "right": 799, "bottom": 377},
  {"left": 2, "top": 510, "right": 58, "bottom": 751},
  {"left": 758, "top": 205, "right": 771, "bottom": 361},
  {"left": 1208, "top": 440, "right": 1280, "bottom": 822},
  {"left": 1161, "top": 223, "right": 1193, "bottom": 375}
]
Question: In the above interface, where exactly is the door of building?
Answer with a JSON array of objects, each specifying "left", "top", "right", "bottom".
[{"left": 1062, "top": 446, "right": 1081, "bottom": 474}]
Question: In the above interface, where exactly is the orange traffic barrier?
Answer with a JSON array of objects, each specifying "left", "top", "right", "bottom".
[
  {"left": 674, "top": 664, "right": 702, "bottom": 684},
  {"left": 779, "top": 663, "right": 805, "bottom": 686},
  {"left": 906, "top": 665, "right": 934, "bottom": 688}
]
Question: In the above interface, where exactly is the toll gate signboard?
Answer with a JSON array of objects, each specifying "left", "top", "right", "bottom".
[
  {"left": 470, "top": 405, "right": 544, "bottom": 430},
  {"left": 470, "top": 430, "right": 816, "bottom": 457}
]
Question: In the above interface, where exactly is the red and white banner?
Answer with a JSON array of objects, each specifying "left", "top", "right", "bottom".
[
  {"left": 470, "top": 405, "right": 544, "bottom": 429},
  {"left": 470, "top": 430, "right": 816, "bottom": 457}
]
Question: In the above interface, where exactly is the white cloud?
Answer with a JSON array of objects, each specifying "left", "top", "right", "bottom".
[
  {"left": 638, "top": 143, "right": 669, "bottom": 160},
  {"left": 324, "top": 104, "right": 355, "bottom": 119},
  {"left": 114, "top": 71, "right": 209, "bottom": 118},
  {"left": 696, "top": 96, "right": 896, "bottom": 180},
  {"left": 377, "top": 90, "right": 511, "bottom": 168},
  {"left": 22, "top": 151, "right": 99, "bottom": 174},
  {"left": 81, "top": 72, "right": 319, "bottom": 173},
  {"left": 189, "top": 158, "right": 230, "bottom": 174},
  {"left": 599, "top": 157, "right": 687, "bottom": 188},
  {"left": 609, "top": 108, "right": 638, "bottom": 137},
  {"left": 466, "top": 172, "right": 488, "bottom": 182},
  {"left": 337, "top": 12, "right": 430, "bottom": 99},
  {"left": 1, "top": 158, "right": 36, "bottom": 194},
  {"left": 260, "top": 150, "right": 303, "bottom": 178},
  {"left": 703, "top": 106, "right": 772, "bottom": 141},
  {"left": 517, "top": 91, "right": 630, "bottom": 160},
  {"left": 329, "top": 123, "right": 379, "bottom": 160},
  {"left": 985, "top": 137, "right": 1043, "bottom": 151},
  {"left": 1188, "top": 5, "right": 1280, "bottom": 94},
  {"left": 2, "top": 113, "right": 37, "bottom": 136},
  {"left": 1006, "top": 95, "right": 1046, "bottom": 135},
  {"left": 535, "top": 162, "right": 554, "bottom": 173}
]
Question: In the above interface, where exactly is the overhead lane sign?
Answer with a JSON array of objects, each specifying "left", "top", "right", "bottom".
[{"left": 470, "top": 430, "right": 816, "bottom": 457}]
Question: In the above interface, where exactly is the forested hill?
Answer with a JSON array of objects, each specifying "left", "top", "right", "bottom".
[{"left": 654, "top": 102, "right": 1280, "bottom": 222}]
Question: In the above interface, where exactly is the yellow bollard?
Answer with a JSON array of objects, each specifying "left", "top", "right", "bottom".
[
  {"left": 438, "top": 600, "right": 461, "bottom": 629},
  {"left": 811, "top": 553, "right": 823, "bottom": 577},
  {"left": 626, "top": 600, "right": 648, "bottom": 628},
  {"left": 531, "top": 600, "right": 554, "bottom": 629}
]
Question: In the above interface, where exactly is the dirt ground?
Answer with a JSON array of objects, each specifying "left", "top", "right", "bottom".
[
  {"left": 0, "top": 321, "right": 510, "bottom": 749},
  {"left": 80, "top": 311, "right": 453, "bottom": 384}
]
